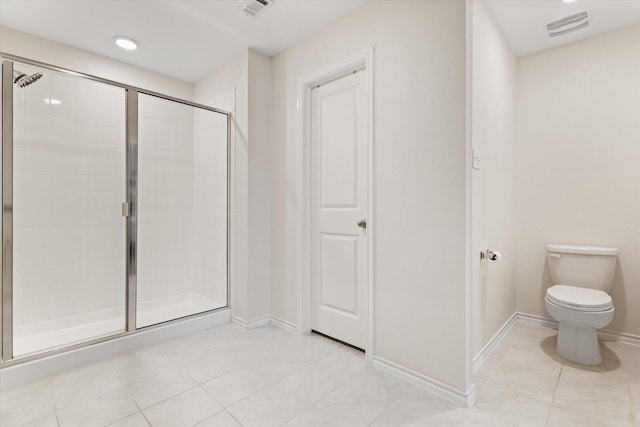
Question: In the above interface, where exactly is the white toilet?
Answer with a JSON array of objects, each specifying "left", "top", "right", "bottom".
[{"left": 544, "top": 244, "right": 618, "bottom": 365}]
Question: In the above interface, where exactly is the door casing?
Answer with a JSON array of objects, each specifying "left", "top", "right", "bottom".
[{"left": 296, "top": 47, "right": 374, "bottom": 361}]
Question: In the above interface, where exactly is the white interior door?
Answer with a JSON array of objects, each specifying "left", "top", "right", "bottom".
[{"left": 311, "top": 70, "right": 368, "bottom": 349}]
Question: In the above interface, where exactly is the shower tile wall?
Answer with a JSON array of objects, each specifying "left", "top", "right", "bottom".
[{"left": 12, "top": 65, "right": 126, "bottom": 330}]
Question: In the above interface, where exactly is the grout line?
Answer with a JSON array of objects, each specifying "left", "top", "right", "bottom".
[
  {"left": 544, "top": 363, "right": 564, "bottom": 426},
  {"left": 45, "top": 378, "right": 61, "bottom": 427},
  {"left": 624, "top": 344, "right": 635, "bottom": 425},
  {"left": 104, "top": 410, "right": 145, "bottom": 427},
  {"left": 225, "top": 409, "right": 245, "bottom": 426},
  {"left": 139, "top": 381, "right": 202, "bottom": 411},
  {"left": 474, "top": 331, "right": 516, "bottom": 395}
]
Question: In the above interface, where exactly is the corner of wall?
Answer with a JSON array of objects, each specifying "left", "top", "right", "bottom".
[{"left": 247, "top": 49, "right": 273, "bottom": 321}]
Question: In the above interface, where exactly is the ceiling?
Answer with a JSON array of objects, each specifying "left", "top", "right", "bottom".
[
  {"left": 0, "top": 0, "right": 366, "bottom": 83},
  {"left": 485, "top": 0, "right": 640, "bottom": 57},
  {"left": 0, "top": 0, "right": 639, "bottom": 83}
]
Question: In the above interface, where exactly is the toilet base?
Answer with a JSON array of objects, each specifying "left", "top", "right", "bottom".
[{"left": 556, "top": 322, "right": 601, "bottom": 365}]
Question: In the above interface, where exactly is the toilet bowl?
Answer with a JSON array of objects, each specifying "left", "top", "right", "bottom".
[
  {"left": 545, "top": 285, "right": 614, "bottom": 365},
  {"left": 544, "top": 244, "right": 618, "bottom": 365}
]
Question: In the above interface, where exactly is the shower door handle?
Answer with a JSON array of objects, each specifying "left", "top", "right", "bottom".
[{"left": 122, "top": 202, "right": 131, "bottom": 218}]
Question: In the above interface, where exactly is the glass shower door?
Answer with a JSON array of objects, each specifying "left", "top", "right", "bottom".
[
  {"left": 136, "top": 93, "right": 228, "bottom": 328},
  {"left": 6, "top": 61, "right": 127, "bottom": 357}
]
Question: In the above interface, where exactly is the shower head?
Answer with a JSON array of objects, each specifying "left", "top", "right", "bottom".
[{"left": 13, "top": 70, "right": 43, "bottom": 87}]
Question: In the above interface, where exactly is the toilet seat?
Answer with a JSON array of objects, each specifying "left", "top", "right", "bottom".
[{"left": 546, "top": 285, "right": 612, "bottom": 312}]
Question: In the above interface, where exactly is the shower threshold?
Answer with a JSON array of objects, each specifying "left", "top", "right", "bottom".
[{"left": 12, "top": 293, "right": 223, "bottom": 358}]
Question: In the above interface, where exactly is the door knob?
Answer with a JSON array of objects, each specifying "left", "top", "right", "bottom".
[{"left": 357, "top": 219, "right": 367, "bottom": 229}]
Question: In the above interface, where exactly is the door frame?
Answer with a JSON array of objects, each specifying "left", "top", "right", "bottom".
[{"left": 296, "top": 47, "right": 374, "bottom": 360}]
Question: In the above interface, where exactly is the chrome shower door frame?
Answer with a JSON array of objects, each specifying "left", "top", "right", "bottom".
[
  {"left": 126, "top": 90, "right": 138, "bottom": 333},
  {"left": 2, "top": 60, "right": 14, "bottom": 362}
]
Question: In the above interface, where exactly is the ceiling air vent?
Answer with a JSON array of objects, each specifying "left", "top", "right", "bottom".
[
  {"left": 546, "top": 11, "right": 590, "bottom": 38},
  {"left": 238, "top": 0, "right": 273, "bottom": 18}
]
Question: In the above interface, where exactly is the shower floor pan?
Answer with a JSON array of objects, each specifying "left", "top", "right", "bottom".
[{"left": 12, "top": 293, "right": 223, "bottom": 358}]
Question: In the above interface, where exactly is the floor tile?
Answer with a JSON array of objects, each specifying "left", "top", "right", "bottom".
[
  {"left": 369, "top": 409, "right": 427, "bottom": 427},
  {"left": 547, "top": 406, "right": 628, "bottom": 427},
  {"left": 227, "top": 387, "right": 305, "bottom": 427},
  {"left": 108, "top": 349, "right": 197, "bottom": 408},
  {"left": 314, "top": 367, "right": 410, "bottom": 427},
  {"left": 478, "top": 357, "right": 560, "bottom": 405},
  {"left": 0, "top": 379, "right": 57, "bottom": 427},
  {"left": 143, "top": 386, "right": 223, "bottom": 427},
  {"left": 195, "top": 410, "right": 243, "bottom": 427},
  {"left": 281, "top": 408, "right": 337, "bottom": 427},
  {"left": 201, "top": 367, "right": 266, "bottom": 408},
  {"left": 381, "top": 386, "right": 463, "bottom": 424},
  {"left": 49, "top": 361, "right": 138, "bottom": 427},
  {"left": 550, "top": 398, "right": 633, "bottom": 427},
  {"left": 554, "top": 364, "right": 631, "bottom": 405},
  {"left": 181, "top": 351, "right": 244, "bottom": 384},
  {"left": 107, "top": 413, "right": 150, "bottom": 427},
  {"left": 461, "top": 399, "right": 549, "bottom": 427},
  {"left": 242, "top": 349, "right": 308, "bottom": 384},
  {"left": 275, "top": 348, "right": 367, "bottom": 404},
  {"left": 2, "top": 321, "right": 637, "bottom": 427},
  {"left": 249, "top": 327, "right": 342, "bottom": 365}
]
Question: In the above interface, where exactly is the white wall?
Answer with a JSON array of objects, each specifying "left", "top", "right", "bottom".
[
  {"left": 516, "top": 24, "right": 640, "bottom": 338},
  {"left": 270, "top": 0, "right": 469, "bottom": 392},
  {"left": 194, "top": 52, "right": 249, "bottom": 321},
  {"left": 247, "top": 50, "right": 272, "bottom": 321},
  {"left": 194, "top": 49, "right": 271, "bottom": 325},
  {"left": 0, "top": 26, "right": 192, "bottom": 100},
  {"left": 471, "top": 0, "right": 517, "bottom": 355}
]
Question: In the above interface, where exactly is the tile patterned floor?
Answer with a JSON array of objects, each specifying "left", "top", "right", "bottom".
[{"left": 0, "top": 322, "right": 638, "bottom": 426}]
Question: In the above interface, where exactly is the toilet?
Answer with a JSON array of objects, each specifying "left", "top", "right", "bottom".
[{"left": 544, "top": 244, "right": 618, "bottom": 365}]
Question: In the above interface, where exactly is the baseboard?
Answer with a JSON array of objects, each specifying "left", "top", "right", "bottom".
[
  {"left": 598, "top": 329, "right": 640, "bottom": 347},
  {"left": 232, "top": 315, "right": 270, "bottom": 330},
  {"left": 0, "top": 308, "right": 231, "bottom": 390},
  {"left": 472, "top": 312, "right": 518, "bottom": 373},
  {"left": 517, "top": 312, "right": 640, "bottom": 346},
  {"left": 268, "top": 315, "right": 298, "bottom": 333},
  {"left": 371, "top": 356, "right": 474, "bottom": 408},
  {"left": 515, "top": 312, "right": 559, "bottom": 329}
]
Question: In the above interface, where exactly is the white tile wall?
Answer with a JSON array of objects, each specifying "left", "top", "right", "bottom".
[{"left": 12, "top": 63, "right": 126, "bottom": 343}]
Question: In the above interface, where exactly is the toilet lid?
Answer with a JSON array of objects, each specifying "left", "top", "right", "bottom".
[{"left": 546, "top": 285, "right": 612, "bottom": 312}]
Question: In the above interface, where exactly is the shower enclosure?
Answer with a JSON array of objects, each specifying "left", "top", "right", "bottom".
[{"left": 0, "top": 56, "right": 229, "bottom": 364}]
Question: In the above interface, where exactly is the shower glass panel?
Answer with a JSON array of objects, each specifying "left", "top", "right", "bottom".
[
  {"left": 137, "top": 93, "right": 227, "bottom": 328},
  {"left": 9, "top": 61, "right": 127, "bottom": 356}
]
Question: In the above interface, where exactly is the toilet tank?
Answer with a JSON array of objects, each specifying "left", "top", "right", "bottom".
[{"left": 547, "top": 244, "right": 618, "bottom": 292}]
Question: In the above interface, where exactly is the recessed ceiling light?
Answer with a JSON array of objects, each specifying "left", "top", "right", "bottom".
[
  {"left": 562, "top": 0, "right": 578, "bottom": 3},
  {"left": 114, "top": 36, "right": 139, "bottom": 51}
]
